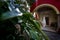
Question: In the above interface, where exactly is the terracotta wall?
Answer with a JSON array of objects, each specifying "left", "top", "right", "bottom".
[{"left": 30, "top": 0, "right": 60, "bottom": 12}]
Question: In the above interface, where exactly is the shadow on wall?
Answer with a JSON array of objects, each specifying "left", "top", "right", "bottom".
[{"left": 50, "top": 22, "right": 58, "bottom": 30}]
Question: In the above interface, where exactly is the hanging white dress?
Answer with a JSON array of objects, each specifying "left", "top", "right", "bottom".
[{"left": 42, "top": 17, "right": 46, "bottom": 27}]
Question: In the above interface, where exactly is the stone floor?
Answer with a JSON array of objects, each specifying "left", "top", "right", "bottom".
[
  {"left": 43, "top": 30, "right": 60, "bottom": 40},
  {"left": 42, "top": 27, "right": 56, "bottom": 32},
  {"left": 42, "top": 27, "right": 60, "bottom": 40}
]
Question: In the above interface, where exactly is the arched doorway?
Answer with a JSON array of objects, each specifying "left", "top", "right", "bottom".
[
  {"left": 37, "top": 6, "right": 57, "bottom": 26},
  {"left": 34, "top": 4, "right": 59, "bottom": 31}
]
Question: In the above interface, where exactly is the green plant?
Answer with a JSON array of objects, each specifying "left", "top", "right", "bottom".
[{"left": 0, "top": 0, "right": 49, "bottom": 40}]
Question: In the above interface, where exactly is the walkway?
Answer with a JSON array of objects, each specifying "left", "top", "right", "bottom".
[
  {"left": 42, "top": 27, "right": 60, "bottom": 40},
  {"left": 42, "top": 27, "right": 56, "bottom": 32},
  {"left": 43, "top": 30, "right": 60, "bottom": 40}
]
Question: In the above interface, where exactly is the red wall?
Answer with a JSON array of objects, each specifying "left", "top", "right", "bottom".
[{"left": 30, "top": 0, "right": 60, "bottom": 12}]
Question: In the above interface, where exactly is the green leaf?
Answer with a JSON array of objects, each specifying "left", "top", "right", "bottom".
[
  {"left": 0, "top": 10, "right": 21, "bottom": 21},
  {"left": 18, "top": 12, "right": 49, "bottom": 40}
]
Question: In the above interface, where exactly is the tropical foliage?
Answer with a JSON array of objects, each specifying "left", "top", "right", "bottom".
[{"left": 0, "top": 0, "right": 49, "bottom": 40}]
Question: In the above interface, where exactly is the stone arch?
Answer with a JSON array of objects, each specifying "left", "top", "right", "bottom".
[
  {"left": 33, "top": 4, "right": 59, "bottom": 29},
  {"left": 33, "top": 4, "right": 59, "bottom": 14}
]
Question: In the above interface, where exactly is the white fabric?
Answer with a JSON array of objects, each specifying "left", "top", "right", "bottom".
[{"left": 42, "top": 17, "right": 46, "bottom": 27}]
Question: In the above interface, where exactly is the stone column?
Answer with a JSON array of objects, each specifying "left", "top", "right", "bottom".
[{"left": 57, "top": 14, "right": 60, "bottom": 33}]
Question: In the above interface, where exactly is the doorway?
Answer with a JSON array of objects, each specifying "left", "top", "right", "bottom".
[
  {"left": 35, "top": 5, "right": 58, "bottom": 32},
  {"left": 45, "top": 17, "right": 49, "bottom": 26}
]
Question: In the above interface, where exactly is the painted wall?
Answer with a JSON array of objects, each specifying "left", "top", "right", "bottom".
[{"left": 30, "top": 0, "right": 60, "bottom": 12}]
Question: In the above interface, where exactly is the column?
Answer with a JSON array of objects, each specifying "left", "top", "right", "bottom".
[{"left": 57, "top": 14, "right": 60, "bottom": 33}]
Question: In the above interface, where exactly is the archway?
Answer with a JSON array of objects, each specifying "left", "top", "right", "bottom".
[
  {"left": 33, "top": 4, "right": 59, "bottom": 31},
  {"left": 33, "top": 4, "right": 59, "bottom": 14}
]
